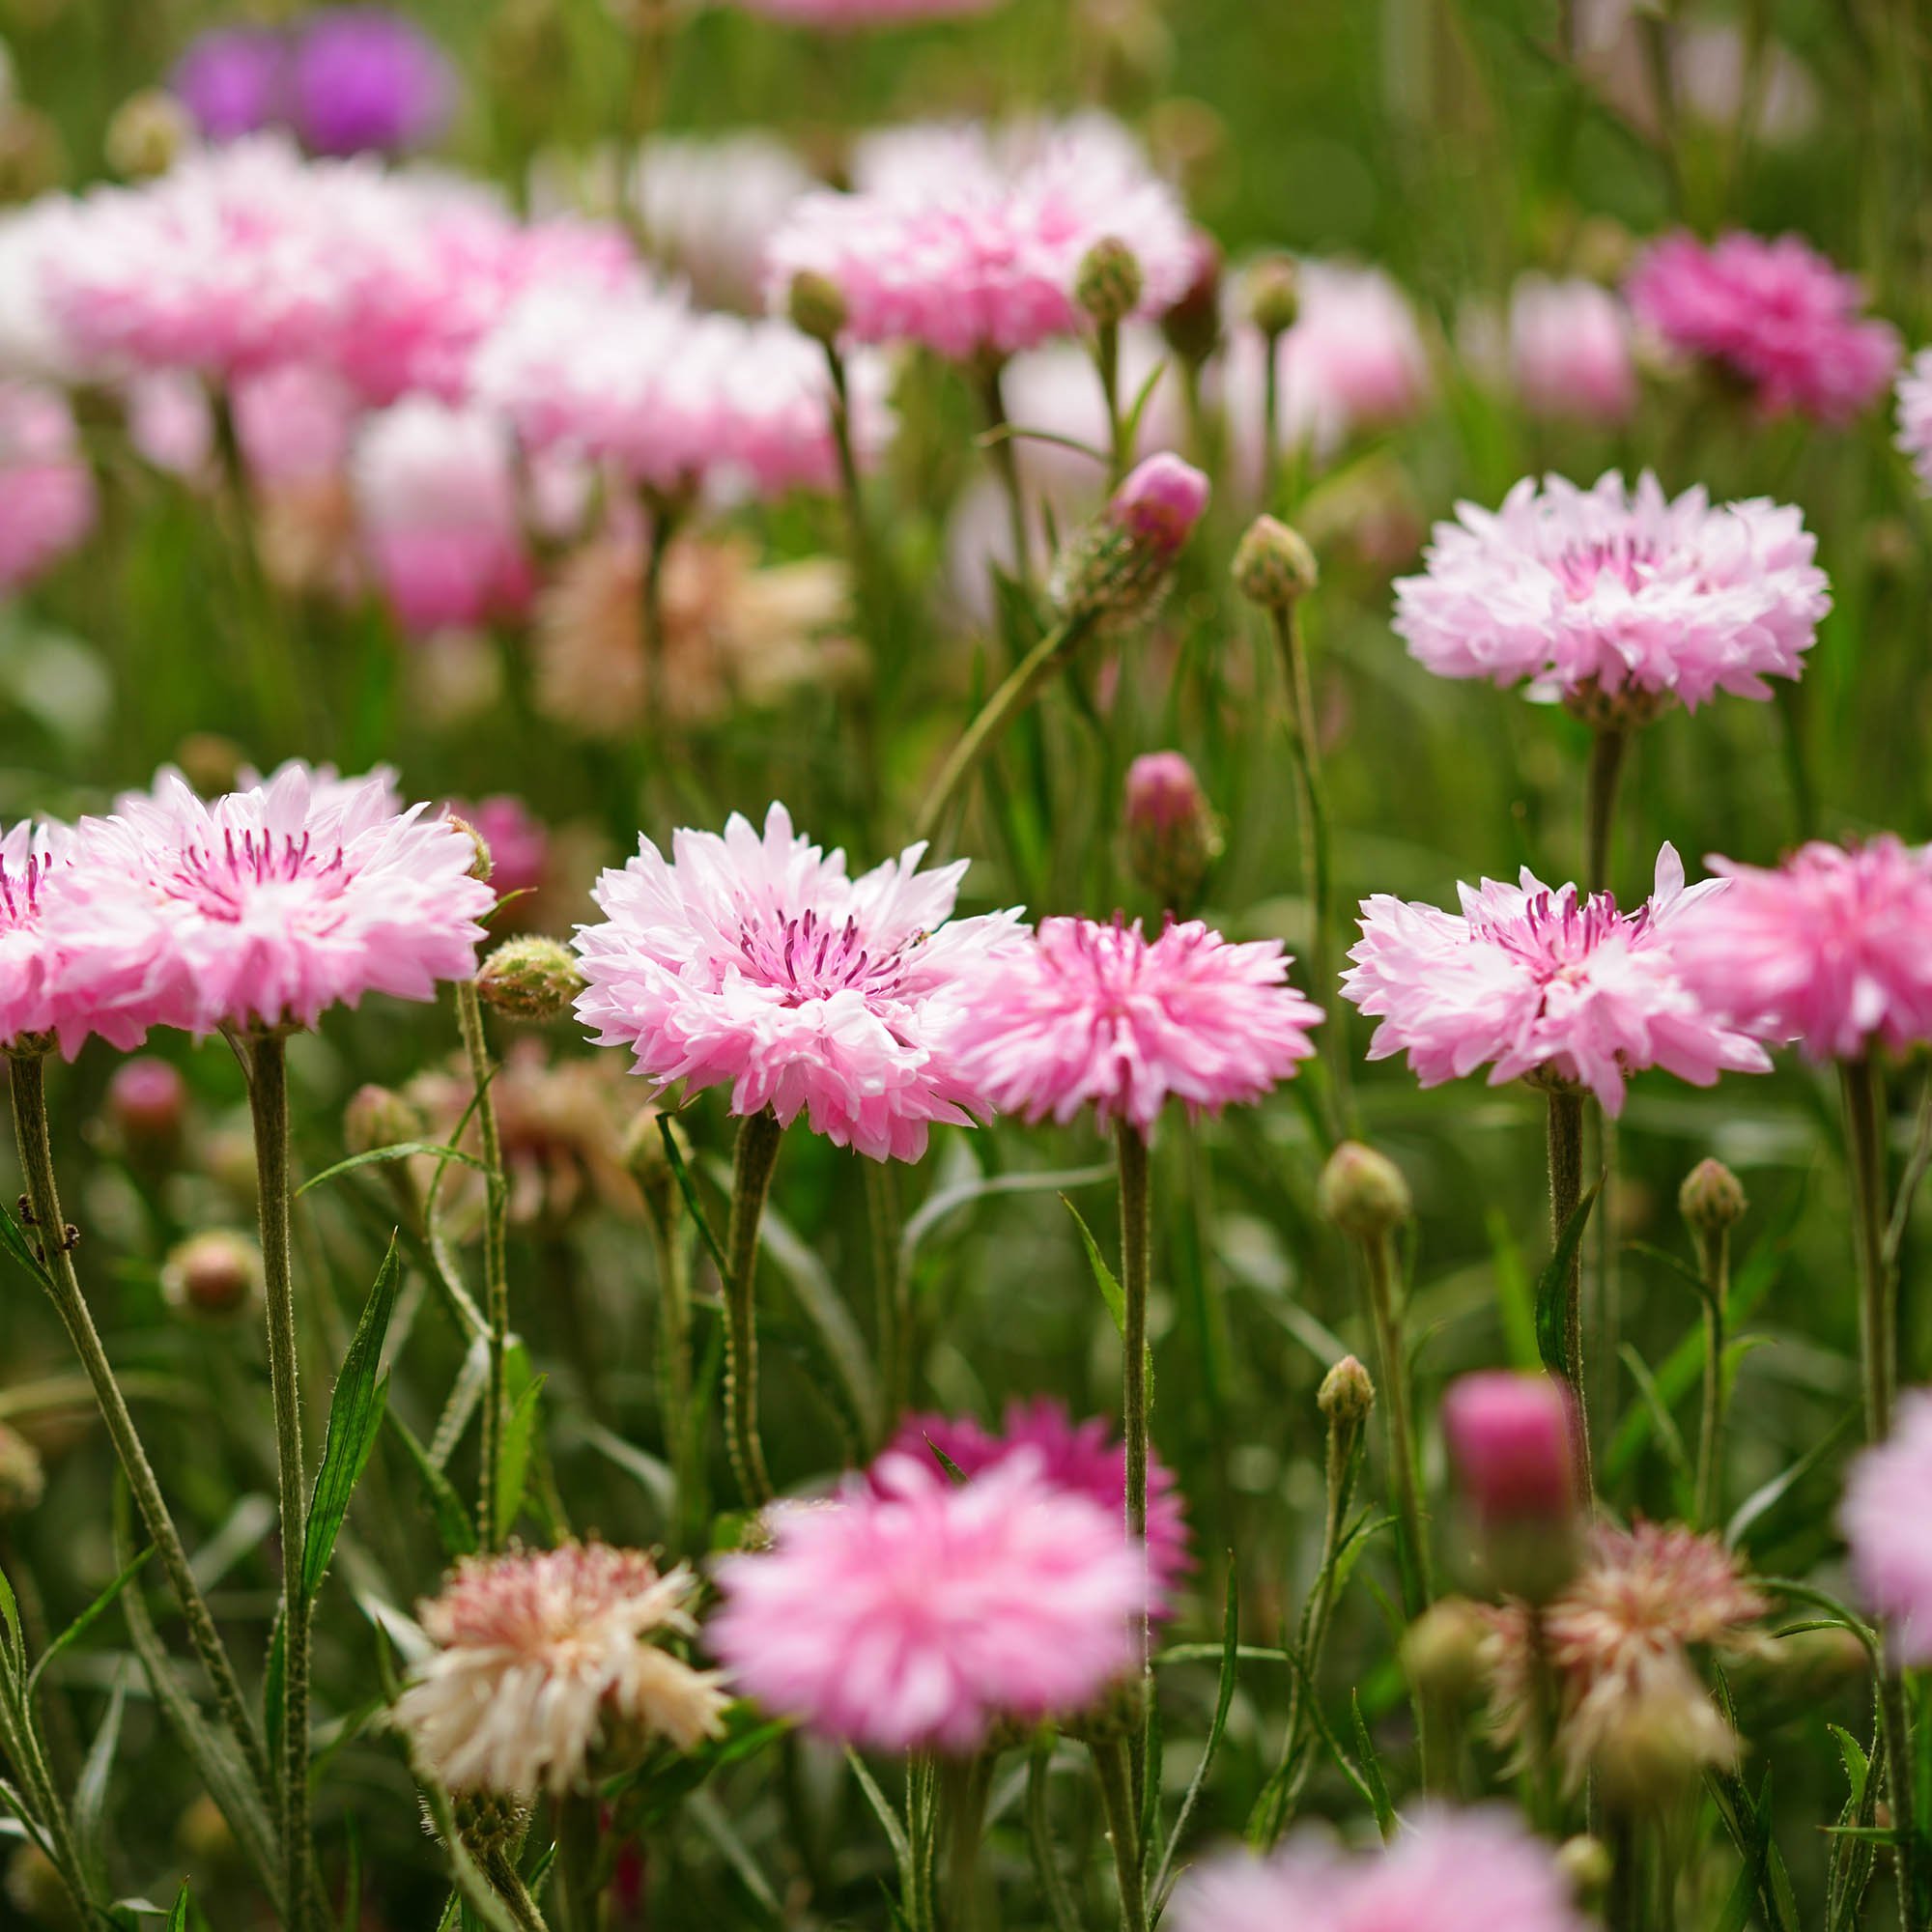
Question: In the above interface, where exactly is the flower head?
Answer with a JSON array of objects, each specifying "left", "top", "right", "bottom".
[
  {"left": 763, "top": 115, "right": 1194, "bottom": 360},
  {"left": 394, "top": 1544, "right": 726, "bottom": 1800},
  {"left": 1393, "top": 471, "right": 1829, "bottom": 713},
  {"left": 709, "top": 1450, "right": 1143, "bottom": 1751},
  {"left": 1898, "top": 349, "right": 1932, "bottom": 496},
  {"left": 1842, "top": 1390, "right": 1932, "bottom": 1662},
  {"left": 1627, "top": 230, "right": 1899, "bottom": 423},
  {"left": 1343, "top": 843, "right": 1771, "bottom": 1116},
  {"left": 575, "top": 804, "right": 1023, "bottom": 1161},
  {"left": 1170, "top": 1808, "right": 1588, "bottom": 1932},
  {"left": 952, "top": 915, "right": 1321, "bottom": 1136},
  {"left": 68, "top": 763, "right": 493, "bottom": 1035},
  {"left": 287, "top": 9, "right": 455, "bottom": 157},
  {"left": 170, "top": 26, "right": 287, "bottom": 142},
  {"left": 886, "top": 1399, "right": 1191, "bottom": 1609},
  {"left": 1670, "top": 837, "right": 1932, "bottom": 1063},
  {"left": 0, "top": 383, "right": 95, "bottom": 592},
  {"left": 1508, "top": 273, "right": 1636, "bottom": 425}
]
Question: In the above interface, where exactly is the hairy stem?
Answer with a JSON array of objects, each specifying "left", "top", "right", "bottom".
[
  {"left": 1692, "top": 1222, "right": 1730, "bottom": 1531},
  {"left": 1546, "top": 1087, "right": 1593, "bottom": 1494},
  {"left": 1361, "top": 1224, "right": 1432, "bottom": 1614},
  {"left": 457, "top": 980, "right": 512, "bottom": 1550},
  {"left": 1092, "top": 1735, "right": 1149, "bottom": 1932},
  {"left": 724, "top": 1110, "right": 786, "bottom": 1509}
]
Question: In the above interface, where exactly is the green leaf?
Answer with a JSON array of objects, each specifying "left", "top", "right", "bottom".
[
  {"left": 1350, "top": 1690, "right": 1396, "bottom": 1840},
  {"left": 302, "top": 1237, "right": 405, "bottom": 1603},
  {"left": 0, "top": 1564, "right": 26, "bottom": 1685},
  {"left": 1061, "top": 1195, "right": 1153, "bottom": 1400},
  {"left": 494, "top": 1373, "right": 546, "bottom": 1547},
  {"left": 385, "top": 1409, "right": 477, "bottom": 1558},
  {"left": 297, "top": 1143, "right": 487, "bottom": 1199},
  {"left": 658, "top": 1117, "right": 728, "bottom": 1277},
  {"left": 1726, "top": 1406, "right": 1856, "bottom": 1550},
  {"left": 846, "top": 1748, "right": 914, "bottom": 1902},
  {"left": 168, "top": 1881, "right": 190, "bottom": 1932},
  {"left": 1534, "top": 1174, "right": 1603, "bottom": 1381},
  {"left": 0, "top": 1195, "right": 53, "bottom": 1291},
  {"left": 73, "top": 1662, "right": 129, "bottom": 1889},
  {"left": 1483, "top": 1208, "right": 1540, "bottom": 1372},
  {"left": 27, "top": 1547, "right": 152, "bottom": 1698}
]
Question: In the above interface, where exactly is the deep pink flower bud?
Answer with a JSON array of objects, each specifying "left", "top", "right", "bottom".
[
  {"left": 1124, "top": 752, "right": 1221, "bottom": 911},
  {"left": 106, "top": 1056, "right": 187, "bottom": 1160},
  {"left": 1108, "top": 453, "right": 1209, "bottom": 558},
  {"left": 1443, "top": 1371, "right": 1578, "bottom": 1525},
  {"left": 1052, "top": 454, "right": 1211, "bottom": 628}
]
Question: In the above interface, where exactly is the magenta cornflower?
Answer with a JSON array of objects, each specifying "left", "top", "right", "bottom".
[
  {"left": 1508, "top": 273, "right": 1636, "bottom": 425},
  {"left": 1670, "top": 837, "right": 1932, "bottom": 1063},
  {"left": 708, "top": 1449, "right": 1143, "bottom": 1751},
  {"left": 1170, "top": 1808, "right": 1588, "bottom": 1932},
  {"left": 1442, "top": 1372, "right": 1579, "bottom": 1528},
  {"left": 1896, "top": 349, "right": 1932, "bottom": 495},
  {"left": 0, "top": 383, "right": 96, "bottom": 592},
  {"left": 1392, "top": 470, "right": 1829, "bottom": 713},
  {"left": 763, "top": 115, "right": 1194, "bottom": 360},
  {"left": 170, "top": 25, "right": 287, "bottom": 142},
  {"left": 287, "top": 9, "right": 455, "bottom": 158},
  {"left": 1342, "top": 843, "right": 1771, "bottom": 1116},
  {"left": 1627, "top": 230, "right": 1900, "bottom": 423},
  {"left": 952, "top": 915, "right": 1321, "bottom": 1137},
  {"left": 887, "top": 1399, "right": 1191, "bottom": 1610},
  {"left": 67, "top": 764, "right": 493, "bottom": 1036},
  {"left": 574, "top": 804, "right": 1023, "bottom": 1162},
  {"left": 1842, "top": 1391, "right": 1932, "bottom": 1662}
]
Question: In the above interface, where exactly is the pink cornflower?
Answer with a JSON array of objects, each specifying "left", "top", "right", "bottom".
[
  {"left": 0, "top": 383, "right": 96, "bottom": 592},
  {"left": 1627, "top": 230, "right": 1899, "bottom": 423},
  {"left": 887, "top": 1399, "right": 1191, "bottom": 1609},
  {"left": 574, "top": 803, "right": 1023, "bottom": 1162},
  {"left": 1343, "top": 843, "right": 1771, "bottom": 1116},
  {"left": 1842, "top": 1391, "right": 1932, "bottom": 1662},
  {"left": 66, "top": 763, "right": 493, "bottom": 1035},
  {"left": 395, "top": 1544, "right": 726, "bottom": 1800},
  {"left": 351, "top": 398, "right": 531, "bottom": 636},
  {"left": 763, "top": 115, "right": 1194, "bottom": 360},
  {"left": 950, "top": 915, "right": 1321, "bottom": 1138},
  {"left": 472, "top": 281, "right": 882, "bottom": 500},
  {"left": 1671, "top": 838, "right": 1932, "bottom": 1063},
  {"left": 1170, "top": 1808, "right": 1588, "bottom": 1932},
  {"left": 1508, "top": 273, "right": 1636, "bottom": 425},
  {"left": 1896, "top": 349, "right": 1932, "bottom": 495},
  {"left": 1442, "top": 1372, "right": 1579, "bottom": 1529},
  {"left": 708, "top": 1450, "right": 1143, "bottom": 1751},
  {"left": 1392, "top": 470, "right": 1829, "bottom": 713},
  {"left": 231, "top": 362, "right": 359, "bottom": 488}
]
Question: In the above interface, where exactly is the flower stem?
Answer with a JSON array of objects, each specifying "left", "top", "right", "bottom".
[
  {"left": 1360, "top": 1222, "right": 1432, "bottom": 1614},
  {"left": 243, "top": 1031, "right": 315, "bottom": 1932},
  {"left": 913, "top": 610, "right": 1095, "bottom": 852},
  {"left": 941, "top": 1752, "right": 992, "bottom": 1932},
  {"left": 724, "top": 1110, "right": 786, "bottom": 1510},
  {"left": 5, "top": 1052, "right": 272, "bottom": 1808},
  {"left": 977, "top": 357, "right": 1031, "bottom": 589},
  {"left": 1584, "top": 725, "right": 1627, "bottom": 895},
  {"left": 457, "top": 980, "right": 512, "bottom": 1551},
  {"left": 1691, "top": 1220, "right": 1730, "bottom": 1531},
  {"left": 1091, "top": 1735, "right": 1149, "bottom": 1932},
  {"left": 1116, "top": 1123, "right": 1151, "bottom": 1645},
  {"left": 1546, "top": 1087, "right": 1594, "bottom": 1494},
  {"left": 552, "top": 1791, "right": 603, "bottom": 1932},
  {"left": 1094, "top": 318, "right": 1130, "bottom": 486}
]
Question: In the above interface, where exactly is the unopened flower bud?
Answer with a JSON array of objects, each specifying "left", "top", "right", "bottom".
[
  {"left": 1317, "top": 1141, "right": 1412, "bottom": 1240},
  {"left": 446, "top": 812, "right": 493, "bottom": 882},
  {"left": 1075, "top": 236, "right": 1144, "bottom": 329},
  {"left": 786, "top": 269, "right": 847, "bottom": 347},
  {"left": 1399, "top": 1595, "right": 1491, "bottom": 1709},
  {"left": 1318, "top": 1353, "right": 1376, "bottom": 1432},
  {"left": 1051, "top": 453, "right": 1210, "bottom": 629},
  {"left": 1555, "top": 1835, "right": 1612, "bottom": 1906},
  {"left": 1442, "top": 1370, "right": 1581, "bottom": 1602},
  {"left": 105, "top": 89, "right": 190, "bottom": 179},
  {"left": 0, "top": 1422, "right": 44, "bottom": 1517},
  {"left": 105, "top": 1056, "right": 187, "bottom": 1162},
  {"left": 1124, "top": 752, "right": 1221, "bottom": 911},
  {"left": 476, "top": 936, "right": 587, "bottom": 1023},
  {"left": 160, "top": 1230, "right": 264, "bottom": 1323},
  {"left": 1160, "top": 231, "right": 1223, "bottom": 368},
  {"left": 1246, "top": 254, "right": 1300, "bottom": 338},
  {"left": 1679, "top": 1157, "right": 1746, "bottom": 1233},
  {"left": 344, "top": 1083, "right": 426, "bottom": 1157},
  {"left": 449, "top": 1788, "right": 532, "bottom": 1858},
  {"left": 1233, "top": 515, "right": 1319, "bottom": 611}
]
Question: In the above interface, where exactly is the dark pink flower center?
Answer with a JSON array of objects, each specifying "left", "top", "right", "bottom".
[
  {"left": 1551, "top": 532, "right": 1661, "bottom": 599},
  {"left": 733, "top": 905, "right": 922, "bottom": 1008},
  {"left": 1479, "top": 887, "right": 1640, "bottom": 982},
  {"left": 167, "top": 827, "right": 350, "bottom": 923},
  {"left": 0, "top": 852, "right": 49, "bottom": 932}
]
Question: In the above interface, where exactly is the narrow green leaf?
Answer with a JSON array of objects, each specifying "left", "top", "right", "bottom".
[
  {"left": 494, "top": 1374, "right": 546, "bottom": 1547},
  {"left": 168, "top": 1881, "right": 190, "bottom": 1932},
  {"left": 0, "top": 1195, "right": 53, "bottom": 1290},
  {"left": 302, "top": 1237, "right": 405, "bottom": 1603},
  {"left": 1062, "top": 1196, "right": 1153, "bottom": 1399},
  {"left": 385, "top": 1409, "right": 477, "bottom": 1558},
  {"left": 846, "top": 1747, "right": 915, "bottom": 1903},
  {"left": 1727, "top": 1407, "right": 1856, "bottom": 1550},
  {"left": 658, "top": 1118, "right": 728, "bottom": 1276},
  {"left": 1349, "top": 1692, "right": 1396, "bottom": 1840},
  {"left": 0, "top": 1565, "right": 26, "bottom": 1684},
  {"left": 27, "top": 1548, "right": 152, "bottom": 1698},
  {"left": 1534, "top": 1175, "right": 1603, "bottom": 1381},
  {"left": 297, "top": 1143, "right": 487, "bottom": 1199},
  {"left": 73, "top": 1662, "right": 129, "bottom": 1888}
]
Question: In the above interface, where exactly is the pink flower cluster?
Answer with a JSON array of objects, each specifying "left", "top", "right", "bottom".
[
  {"left": 1627, "top": 230, "right": 1900, "bottom": 423},
  {"left": 887, "top": 1399, "right": 1191, "bottom": 1609},
  {"left": 1393, "top": 470, "right": 1829, "bottom": 710},
  {"left": 1342, "top": 844, "right": 1771, "bottom": 1115},
  {"left": 1842, "top": 1391, "right": 1932, "bottom": 1663},
  {"left": 764, "top": 116, "right": 1195, "bottom": 359},
  {"left": 708, "top": 1449, "right": 1142, "bottom": 1751},
  {"left": 0, "top": 382, "right": 96, "bottom": 592}
]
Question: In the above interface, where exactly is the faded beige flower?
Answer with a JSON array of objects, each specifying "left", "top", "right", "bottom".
[{"left": 394, "top": 1543, "right": 728, "bottom": 1801}]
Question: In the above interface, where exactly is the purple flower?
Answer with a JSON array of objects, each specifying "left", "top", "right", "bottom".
[
  {"left": 289, "top": 9, "right": 454, "bottom": 157},
  {"left": 170, "top": 26, "right": 287, "bottom": 142}
]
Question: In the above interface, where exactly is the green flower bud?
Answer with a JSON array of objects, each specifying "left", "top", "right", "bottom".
[
  {"left": 1232, "top": 515, "right": 1320, "bottom": 611},
  {"left": 1075, "top": 236, "right": 1144, "bottom": 329},
  {"left": 1317, "top": 1141, "right": 1413, "bottom": 1240},
  {"left": 475, "top": 936, "right": 588, "bottom": 1024}
]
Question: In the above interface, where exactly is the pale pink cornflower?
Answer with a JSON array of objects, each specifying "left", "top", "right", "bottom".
[
  {"left": 1170, "top": 1808, "right": 1588, "bottom": 1932},
  {"left": 1508, "top": 274, "right": 1636, "bottom": 425},
  {"left": 1842, "top": 1390, "right": 1932, "bottom": 1662},
  {"left": 0, "top": 202, "right": 95, "bottom": 384},
  {"left": 574, "top": 803, "right": 1023, "bottom": 1162},
  {"left": 123, "top": 373, "right": 215, "bottom": 483},
  {"left": 1670, "top": 837, "right": 1932, "bottom": 1063},
  {"left": 1895, "top": 349, "right": 1932, "bottom": 495},
  {"left": 1342, "top": 843, "right": 1771, "bottom": 1116},
  {"left": 764, "top": 115, "right": 1194, "bottom": 360},
  {"left": 0, "top": 383, "right": 96, "bottom": 592},
  {"left": 1627, "top": 230, "right": 1900, "bottom": 424},
  {"left": 350, "top": 398, "right": 531, "bottom": 635},
  {"left": 1392, "top": 470, "right": 1829, "bottom": 714},
  {"left": 394, "top": 1544, "right": 726, "bottom": 1800},
  {"left": 66, "top": 763, "right": 493, "bottom": 1035},
  {"left": 231, "top": 361, "right": 360, "bottom": 488},
  {"left": 951, "top": 915, "right": 1321, "bottom": 1138},
  {"left": 628, "top": 133, "right": 812, "bottom": 312},
  {"left": 708, "top": 1450, "right": 1143, "bottom": 1751},
  {"left": 887, "top": 1398, "right": 1191, "bottom": 1609}
]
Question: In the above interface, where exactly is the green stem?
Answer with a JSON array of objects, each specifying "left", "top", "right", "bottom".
[
  {"left": 866, "top": 1159, "right": 907, "bottom": 1437},
  {"left": 1775, "top": 680, "right": 1817, "bottom": 843},
  {"left": 457, "top": 982, "right": 512, "bottom": 1550},
  {"left": 244, "top": 1032, "right": 314, "bottom": 1932},
  {"left": 1546, "top": 1087, "right": 1593, "bottom": 1495},
  {"left": 1091, "top": 1736, "right": 1148, "bottom": 1932},
  {"left": 1692, "top": 1223, "right": 1730, "bottom": 1531},
  {"left": 1842, "top": 1058, "right": 1894, "bottom": 1444},
  {"left": 5, "top": 1052, "right": 272, "bottom": 1809},
  {"left": 1584, "top": 726, "right": 1627, "bottom": 895},
  {"left": 1606, "top": 1810, "right": 1642, "bottom": 1932},
  {"left": 912, "top": 611, "right": 1095, "bottom": 851},
  {"left": 1361, "top": 1225, "right": 1432, "bottom": 1614},
  {"left": 978, "top": 359, "right": 1031, "bottom": 589},
  {"left": 1116, "top": 1123, "right": 1151, "bottom": 1643},
  {"left": 1095, "top": 318, "right": 1129, "bottom": 486},
  {"left": 941, "top": 1753, "right": 992, "bottom": 1932},
  {"left": 907, "top": 1751, "right": 940, "bottom": 1932},
  {"left": 1878, "top": 1657, "right": 1921, "bottom": 1932},
  {"left": 1260, "top": 327, "right": 1283, "bottom": 511},
  {"left": 723, "top": 1111, "right": 786, "bottom": 1509},
  {"left": 552, "top": 1791, "right": 603, "bottom": 1932}
]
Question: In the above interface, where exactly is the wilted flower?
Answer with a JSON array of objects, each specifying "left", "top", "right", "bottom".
[
  {"left": 1343, "top": 844, "right": 1771, "bottom": 1116},
  {"left": 709, "top": 1450, "right": 1143, "bottom": 1751},
  {"left": 0, "top": 382, "right": 95, "bottom": 591},
  {"left": 1842, "top": 1390, "right": 1932, "bottom": 1662},
  {"left": 395, "top": 1544, "right": 726, "bottom": 1800}
]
